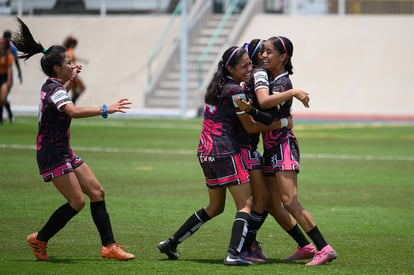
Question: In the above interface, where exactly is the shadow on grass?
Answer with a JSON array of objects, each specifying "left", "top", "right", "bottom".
[
  {"left": 182, "top": 258, "right": 223, "bottom": 265},
  {"left": 16, "top": 257, "right": 103, "bottom": 264},
  {"left": 265, "top": 258, "right": 307, "bottom": 266},
  {"left": 161, "top": 257, "right": 307, "bottom": 266}
]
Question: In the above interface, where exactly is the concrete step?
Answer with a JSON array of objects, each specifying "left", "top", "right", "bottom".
[
  {"left": 146, "top": 96, "right": 202, "bottom": 109},
  {"left": 195, "top": 36, "right": 227, "bottom": 45},
  {"left": 159, "top": 80, "right": 199, "bottom": 90},
  {"left": 188, "top": 46, "right": 222, "bottom": 55},
  {"left": 146, "top": 12, "right": 238, "bottom": 109},
  {"left": 151, "top": 88, "right": 201, "bottom": 99}
]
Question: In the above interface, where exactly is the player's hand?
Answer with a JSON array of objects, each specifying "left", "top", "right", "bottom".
[
  {"left": 235, "top": 97, "right": 252, "bottom": 113},
  {"left": 108, "top": 98, "right": 132, "bottom": 114},
  {"left": 293, "top": 89, "right": 310, "bottom": 108},
  {"left": 71, "top": 64, "right": 82, "bottom": 80}
]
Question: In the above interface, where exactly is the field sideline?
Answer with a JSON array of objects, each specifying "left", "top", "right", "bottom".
[{"left": 0, "top": 116, "right": 413, "bottom": 274}]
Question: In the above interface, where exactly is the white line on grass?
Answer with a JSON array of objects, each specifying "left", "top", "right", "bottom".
[
  {"left": 1, "top": 144, "right": 414, "bottom": 161},
  {"left": 68, "top": 120, "right": 414, "bottom": 131}
]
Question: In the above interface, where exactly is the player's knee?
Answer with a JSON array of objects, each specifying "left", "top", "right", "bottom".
[
  {"left": 70, "top": 196, "right": 85, "bottom": 211},
  {"left": 253, "top": 193, "right": 269, "bottom": 211},
  {"left": 235, "top": 197, "right": 252, "bottom": 213},
  {"left": 280, "top": 195, "right": 297, "bottom": 212},
  {"left": 205, "top": 204, "right": 225, "bottom": 218},
  {"left": 90, "top": 185, "right": 105, "bottom": 201}
]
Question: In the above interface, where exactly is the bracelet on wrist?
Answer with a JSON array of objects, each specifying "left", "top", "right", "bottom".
[
  {"left": 69, "top": 78, "right": 76, "bottom": 83},
  {"left": 280, "top": 118, "right": 288, "bottom": 128},
  {"left": 100, "top": 104, "right": 108, "bottom": 119}
]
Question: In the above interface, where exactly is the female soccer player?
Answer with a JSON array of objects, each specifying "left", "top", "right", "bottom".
[
  {"left": 260, "top": 36, "right": 337, "bottom": 265},
  {"left": 237, "top": 38, "right": 316, "bottom": 262},
  {"left": 12, "top": 17, "right": 134, "bottom": 261},
  {"left": 0, "top": 37, "right": 13, "bottom": 125},
  {"left": 157, "top": 45, "right": 289, "bottom": 266},
  {"left": 2, "top": 30, "right": 23, "bottom": 124}
]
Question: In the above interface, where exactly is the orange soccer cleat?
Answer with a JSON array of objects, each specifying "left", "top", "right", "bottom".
[
  {"left": 101, "top": 242, "right": 135, "bottom": 261},
  {"left": 27, "top": 232, "right": 49, "bottom": 261}
]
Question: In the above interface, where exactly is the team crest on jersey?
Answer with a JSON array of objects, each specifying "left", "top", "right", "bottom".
[{"left": 232, "top": 93, "right": 247, "bottom": 108}]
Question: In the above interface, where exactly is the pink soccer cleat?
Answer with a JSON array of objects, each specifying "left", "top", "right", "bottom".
[
  {"left": 305, "top": 244, "right": 337, "bottom": 266},
  {"left": 285, "top": 244, "right": 316, "bottom": 261}
]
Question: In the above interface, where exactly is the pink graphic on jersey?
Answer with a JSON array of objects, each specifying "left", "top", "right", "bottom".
[
  {"left": 198, "top": 119, "right": 222, "bottom": 156},
  {"left": 36, "top": 135, "right": 43, "bottom": 150},
  {"left": 262, "top": 129, "right": 284, "bottom": 150},
  {"left": 278, "top": 139, "right": 300, "bottom": 170}
]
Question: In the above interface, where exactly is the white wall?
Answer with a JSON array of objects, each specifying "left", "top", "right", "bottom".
[
  {"left": 238, "top": 15, "right": 414, "bottom": 118},
  {"left": 1, "top": 15, "right": 173, "bottom": 112},
  {"left": 1, "top": 15, "right": 413, "bottom": 118}
]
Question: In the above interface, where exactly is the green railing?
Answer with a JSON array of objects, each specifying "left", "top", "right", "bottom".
[
  {"left": 197, "top": 0, "right": 240, "bottom": 90},
  {"left": 146, "top": 1, "right": 182, "bottom": 91}
]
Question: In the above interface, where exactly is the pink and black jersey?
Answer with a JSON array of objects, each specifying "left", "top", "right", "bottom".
[
  {"left": 197, "top": 77, "right": 246, "bottom": 157},
  {"left": 262, "top": 72, "right": 295, "bottom": 149},
  {"left": 243, "top": 66, "right": 272, "bottom": 150},
  {"left": 244, "top": 66, "right": 270, "bottom": 106},
  {"left": 36, "top": 78, "right": 73, "bottom": 174}
]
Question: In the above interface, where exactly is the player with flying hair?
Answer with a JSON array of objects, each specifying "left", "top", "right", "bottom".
[{"left": 11, "top": 17, "right": 135, "bottom": 261}]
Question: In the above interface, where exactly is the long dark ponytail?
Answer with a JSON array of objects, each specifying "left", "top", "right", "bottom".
[
  {"left": 11, "top": 17, "right": 67, "bottom": 78},
  {"left": 205, "top": 46, "right": 247, "bottom": 105}
]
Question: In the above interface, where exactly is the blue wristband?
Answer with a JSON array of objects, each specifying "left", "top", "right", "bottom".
[{"left": 101, "top": 104, "right": 108, "bottom": 119}]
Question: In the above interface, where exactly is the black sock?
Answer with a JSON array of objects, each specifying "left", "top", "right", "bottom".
[
  {"left": 0, "top": 105, "right": 3, "bottom": 123},
  {"left": 227, "top": 212, "right": 250, "bottom": 255},
  {"left": 5, "top": 102, "right": 12, "bottom": 120},
  {"left": 287, "top": 224, "right": 310, "bottom": 248},
  {"left": 306, "top": 226, "right": 328, "bottom": 251},
  {"left": 37, "top": 203, "right": 78, "bottom": 242},
  {"left": 91, "top": 201, "right": 116, "bottom": 247},
  {"left": 171, "top": 208, "right": 211, "bottom": 246},
  {"left": 259, "top": 209, "right": 269, "bottom": 228},
  {"left": 242, "top": 211, "right": 262, "bottom": 251}
]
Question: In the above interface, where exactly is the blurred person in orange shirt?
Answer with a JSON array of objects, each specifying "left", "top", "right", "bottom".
[{"left": 63, "top": 36, "right": 87, "bottom": 105}]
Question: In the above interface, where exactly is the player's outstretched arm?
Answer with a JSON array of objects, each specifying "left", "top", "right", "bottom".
[{"left": 62, "top": 99, "right": 131, "bottom": 119}]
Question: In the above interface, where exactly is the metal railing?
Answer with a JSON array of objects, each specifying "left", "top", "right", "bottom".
[
  {"left": 146, "top": 1, "right": 182, "bottom": 92},
  {"left": 197, "top": 0, "right": 240, "bottom": 90},
  {"left": 4, "top": 0, "right": 414, "bottom": 15}
]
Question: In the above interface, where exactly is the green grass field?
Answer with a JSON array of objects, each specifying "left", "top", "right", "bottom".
[{"left": 1, "top": 116, "right": 413, "bottom": 274}]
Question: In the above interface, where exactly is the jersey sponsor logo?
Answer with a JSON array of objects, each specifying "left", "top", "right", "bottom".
[
  {"left": 232, "top": 93, "right": 246, "bottom": 108},
  {"left": 199, "top": 156, "right": 215, "bottom": 163},
  {"left": 51, "top": 89, "right": 69, "bottom": 104}
]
